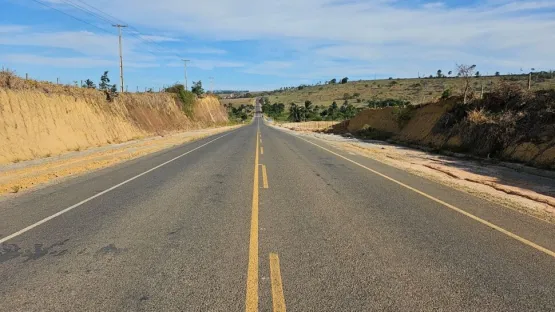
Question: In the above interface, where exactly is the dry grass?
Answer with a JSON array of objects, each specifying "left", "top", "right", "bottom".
[
  {"left": 221, "top": 97, "right": 256, "bottom": 107},
  {"left": 467, "top": 108, "right": 492, "bottom": 124},
  {"left": 0, "top": 71, "right": 229, "bottom": 164},
  {"left": 265, "top": 76, "right": 555, "bottom": 108}
]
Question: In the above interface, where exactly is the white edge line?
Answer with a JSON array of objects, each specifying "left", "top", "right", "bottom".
[
  {"left": 293, "top": 134, "right": 555, "bottom": 259},
  {"left": 0, "top": 130, "right": 234, "bottom": 244}
]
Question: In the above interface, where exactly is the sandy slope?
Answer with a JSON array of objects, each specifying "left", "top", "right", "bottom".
[{"left": 0, "top": 125, "right": 240, "bottom": 196}]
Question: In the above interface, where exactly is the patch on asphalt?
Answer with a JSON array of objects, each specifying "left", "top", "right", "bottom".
[
  {"left": 95, "top": 243, "right": 127, "bottom": 256},
  {"left": 0, "top": 238, "right": 70, "bottom": 263}
]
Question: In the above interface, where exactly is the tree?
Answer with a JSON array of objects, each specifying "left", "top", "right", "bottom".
[
  {"left": 191, "top": 81, "right": 204, "bottom": 96},
  {"left": 437, "top": 69, "right": 443, "bottom": 78},
  {"left": 83, "top": 79, "right": 96, "bottom": 89},
  {"left": 99, "top": 71, "right": 111, "bottom": 90},
  {"left": 329, "top": 78, "right": 337, "bottom": 84},
  {"left": 340, "top": 77, "right": 349, "bottom": 84},
  {"left": 288, "top": 103, "right": 303, "bottom": 122},
  {"left": 475, "top": 71, "right": 481, "bottom": 77},
  {"left": 448, "top": 70, "right": 452, "bottom": 77},
  {"left": 457, "top": 64, "right": 477, "bottom": 104},
  {"left": 495, "top": 71, "right": 500, "bottom": 76},
  {"left": 110, "top": 84, "right": 118, "bottom": 93}
]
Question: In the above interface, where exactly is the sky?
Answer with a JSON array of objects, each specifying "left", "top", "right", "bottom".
[{"left": 1, "top": 0, "right": 554, "bottom": 91}]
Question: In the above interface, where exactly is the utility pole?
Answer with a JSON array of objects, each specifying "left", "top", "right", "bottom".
[
  {"left": 112, "top": 24, "right": 128, "bottom": 93},
  {"left": 209, "top": 76, "right": 214, "bottom": 94},
  {"left": 182, "top": 59, "right": 190, "bottom": 90}
]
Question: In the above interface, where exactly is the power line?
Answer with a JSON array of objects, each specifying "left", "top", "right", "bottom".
[
  {"left": 30, "top": 0, "right": 114, "bottom": 35},
  {"left": 61, "top": 0, "right": 182, "bottom": 60},
  {"left": 59, "top": 0, "right": 115, "bottom": 25},
  {"left": 72, "top": 0, "right": 127, "bottom": 26}
]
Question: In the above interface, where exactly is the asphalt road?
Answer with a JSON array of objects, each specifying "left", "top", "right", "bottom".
[{"left": 1, "top": 116, "right": 555, "bottom": 311}]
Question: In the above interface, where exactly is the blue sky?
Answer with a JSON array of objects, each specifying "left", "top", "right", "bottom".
[{"left": 1, "top": 0, "right": 554, "bottom": 91}]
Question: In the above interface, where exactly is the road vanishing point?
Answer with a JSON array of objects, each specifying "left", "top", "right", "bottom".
[{"left": 1, "top": 101, "right": 555, "bottom": 311}]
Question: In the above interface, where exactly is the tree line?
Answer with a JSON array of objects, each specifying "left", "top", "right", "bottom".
[{"left": 262, "top": 98, "right": 359, "bottom": 122}]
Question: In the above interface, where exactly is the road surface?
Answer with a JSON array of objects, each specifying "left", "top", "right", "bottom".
[{"left": 1, "top": 116, "right": 555, "bottom": 311}]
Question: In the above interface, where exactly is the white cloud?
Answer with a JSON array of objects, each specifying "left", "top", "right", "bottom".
[
  {"left": 138, "top": 34, "right": 179, "bottom": 42},
  {"left": 0, "top": 25, "right": 27, "bottom": 33},
  {"left": 242, "top": 61, "right": 293, "bottom": 74},
  {"left": 183, "top": 47, "right": 227, "bottom": 55},
  {"left": 4, "top": 0, "right": 555, "bottom": 86},
  {"left": 166, "top": 59, "right": 245, "bottom": 70},
  {"left": 1, "top": 54, "right": 157, "bottom": 68}
]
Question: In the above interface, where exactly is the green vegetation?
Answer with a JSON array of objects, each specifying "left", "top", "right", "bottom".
[
  {"left": 264, "top": 68, "right": 555, "bottom": 110},
  {"left": 224, "top": 103, "right": 254, "bottom": 122},
  {"left": 83, "top": 79, "right": 96, "bottom": 89},
  {"left": 367, "top": 98, "right": 410, "bottom": 108},
  {"left": 262, "top": 96, "right": 359, "bottom": 122},
  {"left": 356, "top": 125, "right": 393, "bottom": 140},
  {"left": 98, "top": 71, "right": 117, "bottom": 92},
  {"left": 261, "top": 99, "right": 286, "bottom": 120},
  {"left": 191, "top": 80, "right": 204, "bottom": 96},
  {"left": 164, "top": 84, "right": 196, "bottom": 117}
]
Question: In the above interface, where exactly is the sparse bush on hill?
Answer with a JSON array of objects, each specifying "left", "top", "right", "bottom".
[
  {"left": 83, "top": 79, "right": 96, "bottom": 89},
  {"left": 367, "top": 98, "right": 410, "bottom": 108},
  {"left": 164, "top": 83, "right": 196, "bottom": 117},
  {"left": 432, "top": 82, "right": 555, "bottom": 160},
  {"left": 341, "top": 77, "right": 349, "bottom": 84},
  {"left": 191, "top": 81, "right": 204, "bottom": 96},
  {"left": 457, "top": 64, "right": 477, "bottom": 104}
]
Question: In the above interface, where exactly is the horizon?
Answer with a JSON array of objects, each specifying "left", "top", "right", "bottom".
[{"left": 1, "top": 0, "right": 554, "bottom": 91}]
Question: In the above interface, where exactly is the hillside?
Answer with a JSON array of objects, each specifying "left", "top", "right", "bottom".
[
  {"left": 0, "top": 71, "right": 229, "bottom": 164},
  {"left": 328, "top": 84, "right": 555, "bottom": 169},
  {"left": 265, "top": 73, "right": 555, "bottom": 108}
]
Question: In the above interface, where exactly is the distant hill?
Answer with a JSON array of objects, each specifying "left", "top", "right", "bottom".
[{"left": 261, "top": 73, "right": 555, "bottom": 108}]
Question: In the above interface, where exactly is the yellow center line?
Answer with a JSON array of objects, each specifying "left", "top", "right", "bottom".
[
  {"left": 245, "top": 130, "right": 260, "bottom": 312},
  {"left": 261, "top": 147, "right": 264, "bottom": 155},
  {"left": 269, "top": 253, "right": 287, "bottom": 312},
  {"left": 261, "top": 164, "right": 269, "bottom": 189},
  {"left": 297, "top": 136, "right": 555, "bottom": 259}
]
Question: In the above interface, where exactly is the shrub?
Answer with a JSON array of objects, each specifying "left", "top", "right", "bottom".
[
  {"left": 441, "top": 89, "right": 451, "bottom": 99},
  {"left": 357, "top": 125, "right": 393, "bottom": 140},
  {"left": 165, "top": 83, "right": 196, "bottom": 117},
  {"left": 394, "top": 106, "right": 416, "bottom": 128}
]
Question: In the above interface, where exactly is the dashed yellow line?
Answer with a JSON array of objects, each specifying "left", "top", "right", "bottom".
[
  {"left": 245, "top": 130, "right": 260, "bottom": 312},
  {"left": 297, "top": 136, "right": 555, "bottom": 259},
  {"left": 261, "top": 164, "right": 269, "bottom": 189},
  {"left": 269, "top": 253, "right": 287, "bottom": 312}
]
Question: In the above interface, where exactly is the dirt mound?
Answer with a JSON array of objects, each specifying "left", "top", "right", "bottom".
[
  {"left": 0, "top": 73, "right": 228, "bottom": 164},
  {"left": 343, "top": 85, "right": 555, "bottom": 169}
]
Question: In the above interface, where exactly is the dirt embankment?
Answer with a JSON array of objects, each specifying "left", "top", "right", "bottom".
[
  {"left": 339, "top": 88, "right": 555, "bottom": 169},
  {"left": 0, "top": 81, "right": 228, "bottom": 164}
]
